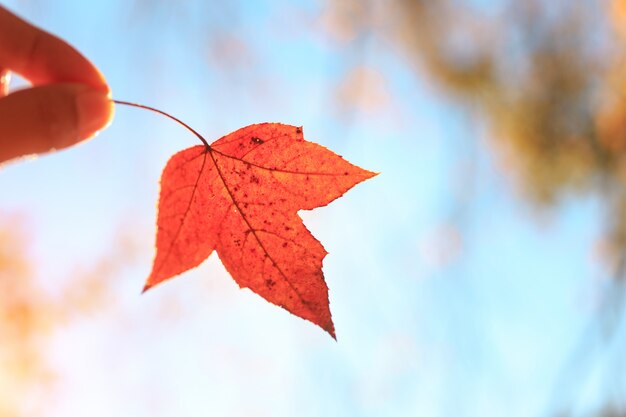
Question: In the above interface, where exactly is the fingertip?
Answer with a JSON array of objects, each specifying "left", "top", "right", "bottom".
[
  {"left": 0, "top": 83, "right": 115, "bottom": 163},
  {"left": 75, "top": 87, "right": 114, "bottom": 141}
]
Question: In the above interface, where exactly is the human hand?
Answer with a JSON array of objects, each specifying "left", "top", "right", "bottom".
[{"left": 0, "top": 5, "right": 113, "bottom": 164}]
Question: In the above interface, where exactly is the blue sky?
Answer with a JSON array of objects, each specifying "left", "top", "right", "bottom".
[{"left": 0, "top": 1, "right": 619, "bottom": 416}]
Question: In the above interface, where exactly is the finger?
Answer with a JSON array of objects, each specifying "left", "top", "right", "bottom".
[
  {"left": 0, "top": 83, "right": 113, "bottom": 163},
  {"left": 0, "top": 69, "right": 9, "bottom": 97},
  {"left": 0, "top": 6, "right": 108, "bottom": 91}
]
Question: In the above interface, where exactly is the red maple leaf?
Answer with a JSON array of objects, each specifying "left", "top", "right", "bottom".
[{"left": 145, "top": 122, "right": 375, "bottom": 338}]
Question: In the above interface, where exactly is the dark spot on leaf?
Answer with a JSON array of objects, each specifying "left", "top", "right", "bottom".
[
  {"left": 250, "top": 175, "right": 260, "bottom": 184},
  {"left": 251, "top": 137, "right": 264, "bottom": 144},
  {"left": 282, "top": 242, "right": 288, "bottom": 248},
  {"left": 266, "top": 279, "right": 276, "bottom": 288},
  {"left": 296, "top": 127, "right": 302, "bottom": 134}
]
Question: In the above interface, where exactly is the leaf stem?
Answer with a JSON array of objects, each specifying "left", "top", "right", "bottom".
[{"left": 112, "top": 100, "right": 210, "bottom": 148}]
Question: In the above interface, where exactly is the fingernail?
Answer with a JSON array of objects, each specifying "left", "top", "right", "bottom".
[
  {"left": 0, "top": 70, "right": 10, "bottom": 96},
  {"left": 75, "top": 89, "right": 114, "bottom": 140}
]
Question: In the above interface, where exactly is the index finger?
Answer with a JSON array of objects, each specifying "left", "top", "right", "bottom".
[{"left": 0, "top": 6, "right": 108, "bottom": 92}]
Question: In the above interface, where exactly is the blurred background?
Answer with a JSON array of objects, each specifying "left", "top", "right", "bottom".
[{"left": 2, "top": 0, "right": 626, "bottom": 416}]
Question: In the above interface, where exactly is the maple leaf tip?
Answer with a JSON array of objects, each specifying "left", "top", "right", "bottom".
[
  {"left": 324, "top": 323, "right": 337, "bottom": 340},
  {"left": 141, "top": 283, "right": 153, "bottom": 294}
]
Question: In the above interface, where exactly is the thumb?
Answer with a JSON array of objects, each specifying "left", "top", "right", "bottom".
[{"left": 0, "top": 83, "right": 113, "bottom": 163}]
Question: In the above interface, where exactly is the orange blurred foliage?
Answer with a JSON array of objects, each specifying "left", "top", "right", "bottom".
[
  {"left": 0, "top": 214, "right": 56, "bottom": 416},
  {"left": 336, "top": 66, "right": 391, "bottom": 115},
  {"left": 0, "top": 213, "right": 140, "bottom": 416}
]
